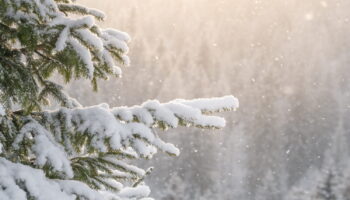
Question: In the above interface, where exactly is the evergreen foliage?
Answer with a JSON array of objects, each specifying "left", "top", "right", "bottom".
[
  {"left": 312, "top": 168, "right": 343, "bottom": 200},
  {"left": 0, "top": 0, "right": 238, "bottom": 199},
  {"left": 314, "top": 171, "right": 337, "bottom": 200},
  {"left": 286, "top": 160, "right": 347, "bottom": 200}
]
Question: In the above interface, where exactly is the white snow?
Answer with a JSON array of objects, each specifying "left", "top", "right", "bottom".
[
  {"left": 176, "top": 95, "right": 239, "bottom": 113},
  {"left": 75, "top": 29, "right": 104, "bottom": 52},
  {"left": 0, "top": 104, "right": 5, "bottom": 116},
  {"left": 68, "top": 38, "right": 94, "bottom": 78},
  {"left": 87, "top": 8, "right": 106, "bottom": 20},
  {"left": 58, "top": 3, "right": 106, "bottom": 20},
  {"left": 33, "top": 134, "right": 73, "bottom": 178},
  {"left": 143, "top": 100, "right": 179, "bottom": 128},
  {"left": 55, "top": 27, "right": 69, "bottom": 52},
  {"left": 103, "top": 28, "right": 131, "bottom": 42},
  {"left": 118, "top": 185, "right": 151, "bottom": 199},
  {"left": 14, "top": 119, "right": 74, "bottom": 178}
]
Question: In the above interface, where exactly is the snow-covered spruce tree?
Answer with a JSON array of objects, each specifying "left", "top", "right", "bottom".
[{"left": 0, "top": 1, "right": 238, "bottom": 200}]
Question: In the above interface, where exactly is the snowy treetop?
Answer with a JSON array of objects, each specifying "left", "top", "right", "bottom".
[{"left": 0, "top": 0, "right": 130, "bottom": 111}]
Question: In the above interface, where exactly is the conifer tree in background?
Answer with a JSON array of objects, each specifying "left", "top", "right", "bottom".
[
  {"left": 0, "top": 0, "right": 238, "bottom": 199},
  {"left": 315, "top": 171, "right": 337, "bottom": 200},
  {"left": 285, "top": 154, "right": 347, "bottom": 200},
  {"left": 311, "top": 168, "right": 343, "bottom": 200},
  {"left": 255, "top": 170, "right": 283, "bottom": 200}
]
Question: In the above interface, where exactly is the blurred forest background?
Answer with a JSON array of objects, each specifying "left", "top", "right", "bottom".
[{"left": 61, "top": 0, "right": 350, "bottom": 199}]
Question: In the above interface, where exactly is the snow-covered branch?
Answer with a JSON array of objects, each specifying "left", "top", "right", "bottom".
[{"left": 0, "top": 96, "right": 238, "bottom": 199}]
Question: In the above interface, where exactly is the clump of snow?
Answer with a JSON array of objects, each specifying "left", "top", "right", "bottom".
[
  {"left": 13, "top": 119, "right": 73, "bottom": 178},
  {"left": 118, "top": 185, "right": 151, "bottom": 199},
  {"left": 176, "top": 95, "right": 239, "bottom": 113},
  {"left": 55, "top": 27, "right": 69, "bottom": 52},
  {"left": 103, "top": 28, "right": 131, "bottom": 42},
  {"left": 68, "top": 38, "right": 94, "bottom": 78},
  {"left": 75, "top": 29, "right": 104, "bottom": 51},
  {"left": 0, "top": 104, "right": 5, "bottom": 116},
  {"left": 0, "top": 158, "right": 153, "bottom": 200}
]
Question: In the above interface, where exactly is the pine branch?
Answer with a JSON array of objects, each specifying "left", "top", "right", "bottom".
[
  {"left": 0, "top": 1, "right": 238, "bottom": 199},
  {"left": 34, "top": 50, "right": 69, "bottom": 69}
]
